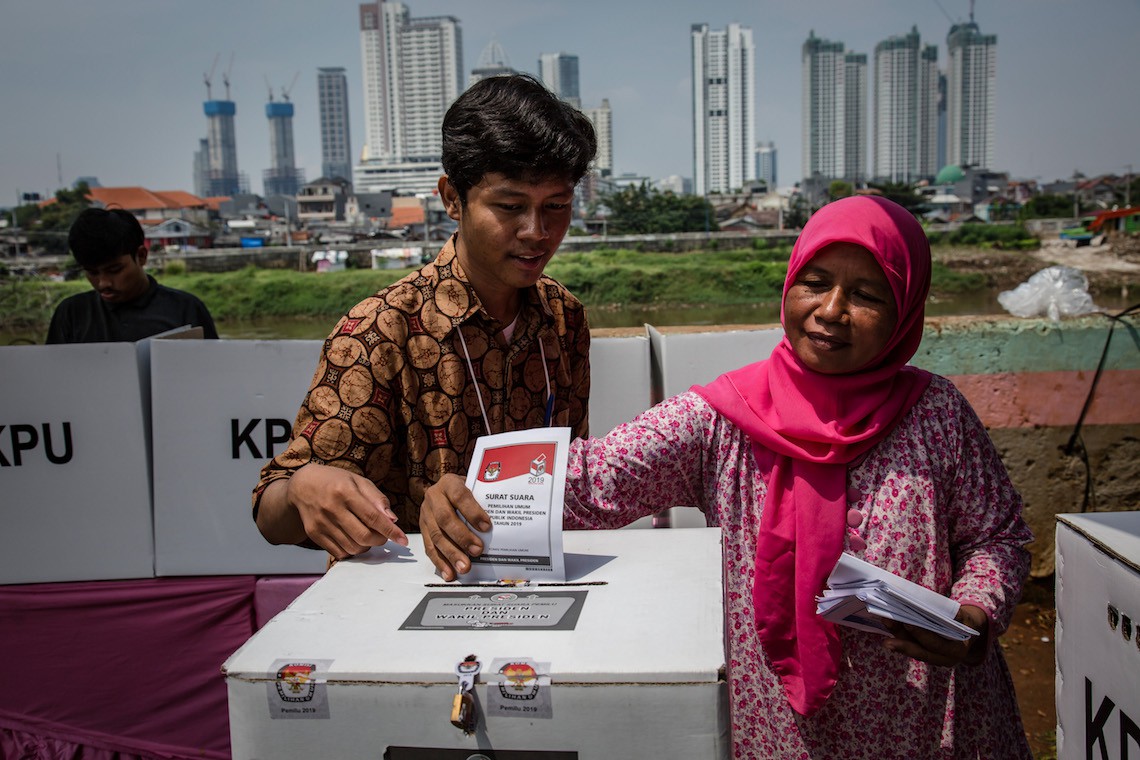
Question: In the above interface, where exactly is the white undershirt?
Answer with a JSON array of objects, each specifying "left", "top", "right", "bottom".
[{"left": 500, "top": 312, "right": 520, "bottom": 343}]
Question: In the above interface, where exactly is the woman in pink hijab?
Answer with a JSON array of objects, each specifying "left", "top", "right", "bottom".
[{"left": 425, "top": 195, "right": 1034, "bottom": 758}]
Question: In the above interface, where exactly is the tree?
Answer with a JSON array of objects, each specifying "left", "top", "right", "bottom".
[
  {"left": 17, "top": 182, "right": 91, "bottom": 255},
  {"left": 1018, "top": 193, "right": 1076, "bottom": 220},
  {"left": 595, "top": 183, "right": 713, "bottom": 234},
  {"left": 784, "top": 192, "right": 810, "bottom": 230},
  {"left": 865, "top": 181, "right": 926, "bottom": 215},
  {"left": 828, "top": 180, "right": 853, "bottom": 200}
]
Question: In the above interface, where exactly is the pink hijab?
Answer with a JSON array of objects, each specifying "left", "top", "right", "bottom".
[{"left": 693, "top": 195, "right": 933, "bottom": 716}]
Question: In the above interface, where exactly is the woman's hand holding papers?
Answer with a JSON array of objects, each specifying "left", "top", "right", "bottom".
[
  {"left": 420, "top": 473, "right": 492, "bottom": 581},
  {"left": 881, "top": 604, "right": 990, "bottom": 667}
]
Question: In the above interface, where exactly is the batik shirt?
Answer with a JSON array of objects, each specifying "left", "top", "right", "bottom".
[
  {"left": 564, "top": 376, "right": 1034, "bottom": 759},
  {"left": 254, "top": 238, "right": 591, "bottom": 528}
]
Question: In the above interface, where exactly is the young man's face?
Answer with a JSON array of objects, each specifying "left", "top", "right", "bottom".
[
  {"left": 83, "top": 246, "right": 151, "bottom": 304},
  {"left": 443, "top": 172, "right": 575, "bottom": 317}
]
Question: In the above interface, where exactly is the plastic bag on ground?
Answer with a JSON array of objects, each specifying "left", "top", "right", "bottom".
[{"left": 996, "top": 265, "right": 1097, "bottom": 321}]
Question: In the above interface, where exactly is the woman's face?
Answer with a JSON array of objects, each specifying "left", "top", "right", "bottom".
[{"left": 783, "top": 242, "right": 898, "bottom": 374}]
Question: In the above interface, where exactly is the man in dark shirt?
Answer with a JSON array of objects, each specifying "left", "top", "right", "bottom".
[{"left": 45, "top": 207, "right": 218, "bottom": 343}]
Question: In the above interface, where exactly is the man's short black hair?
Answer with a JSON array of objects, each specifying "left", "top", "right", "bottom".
[
  {"left": 68, "top": 207, "right": 145, "bottom": 268},
  {"left": 442, "top": 73, "right": 597, "bottom": 202}
]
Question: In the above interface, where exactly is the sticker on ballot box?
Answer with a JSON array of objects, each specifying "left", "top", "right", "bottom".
[
  {"left": 399, "top": 590, "right": 588, "bottom": 631},
  {"left": 267, "top": 658, "right": 334, "bottom": 719},
  {"left": 487, "top": 657, "right": 553, "bottom": 720}
]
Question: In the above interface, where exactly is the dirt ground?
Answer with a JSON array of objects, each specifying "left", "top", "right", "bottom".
[
  {"left": 1004, "top": 577, "right": 1058, "bottom": 758},
  {"left": 932, "top": 233, "right": 1140, "bottom": 300}
]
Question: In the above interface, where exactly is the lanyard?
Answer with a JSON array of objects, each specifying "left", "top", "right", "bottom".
[{"left": 456, "top": 324, "right": 552, "bottom": 435}]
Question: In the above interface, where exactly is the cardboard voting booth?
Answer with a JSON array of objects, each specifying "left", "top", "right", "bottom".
[
  {"left": 645, "top": 324, "right": 783, "bottom": 400},
  {"left": 224, "top": 527, "right": 728, "bottom": 758},
  {"left": 1055, "top": 511, "right": 1140, "bottom": 759},
  {"left": 0, "top": 343, "right": 155, "bottom": 584},
  {"left": 587, "top": 334, "right": 652, "bottom": 437},
  {"left": 150, "top": 339, "right": 329, "bottom": 576}
]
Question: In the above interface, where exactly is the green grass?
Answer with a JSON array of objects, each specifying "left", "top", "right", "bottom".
[{"left": 0, "top": 243, "right": 1005, "bottom": 339}]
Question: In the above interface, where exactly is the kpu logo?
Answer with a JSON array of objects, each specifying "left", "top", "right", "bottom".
[
  {"left": 231, "top": 418, "right": 291, "bottom": 459},
  {"left": 497, "top": 662, "right": 541, "bottom": 702},
  {"left": 0, "top": 423, "right": 73, "bottom": 466},
  {"left": 276, "top": 663, "right": 317, "bottom": 703}
]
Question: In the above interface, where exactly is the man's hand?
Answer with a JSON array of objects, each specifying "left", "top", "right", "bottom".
[
  {"left": 269, "top": 463, "right": 408, "bottom": 559},
  {"left": 881, "top": 603, "right": 990, "bottom": 667},
  {"left": 419, "top": 473, "right": 491, "bottom": 581}
]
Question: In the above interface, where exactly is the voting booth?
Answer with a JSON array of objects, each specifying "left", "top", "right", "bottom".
[
  {"left": 224, "top": 528, "right": 728, "bottom": 758},
  {"left": 150, "top": 339, "right": 329, "bottom": 576},
  {"left": 645, "top": 324, "right": 783, "bottom": 399},
  {"left": 0, "top": 343, "right": 155, "bottom": 584},
  {"left": 1055, "top": 511, "right": 1140, "bottom": 759},
  {"left": 634, "top": 326, "right": 783, "bottom": 530},
  {"left": 587, "top": 333, "right": 652, "bottom": 437}
]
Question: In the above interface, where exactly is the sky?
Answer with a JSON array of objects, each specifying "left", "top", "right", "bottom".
[{"left": 3, "top": 0, "right": 1138, "bottom": 206}]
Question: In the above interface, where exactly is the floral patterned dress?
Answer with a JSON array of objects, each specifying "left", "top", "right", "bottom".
[{"left": 564, "top": 375, "right": 1034, "bottom": 759}]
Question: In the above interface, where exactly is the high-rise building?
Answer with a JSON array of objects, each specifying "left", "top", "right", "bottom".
[
  {"left": 802, "top": 31, "right": 866, "bottom": 184},
  {"left": 538, "top": 52, "right": 580, "bottom": 109},
  {"left": 318, "top": 67, "right": 353, "bottom": 183},
  {"left": 358, "top": 2, "right": 462, "bottom": 164},
  {"left": 193, "top": 138, "right": 209, "bottom": 199},
  {"left": 936, "top": 72, "right": 948, "bottom": 171},
  {"left": 263, "top": 93, "right": 304, "bottom": 197},
  {"left": 203, "top": 85, "right": 242, "bottom": 197},
  {"left": 586, "top": 99, "right": 613, "bottom": 177},
  {"left": 946, "top": 15, "right": 996, "bottom": 169},
  {"left": 756, "top": 141, "right": 777, "bottom": 189},
  {"left": 691, "top": 22, "right": 756, "bottom": 196},
  {"left": 919, "top": 45, "right": 941, "bottom": 179},
  {"left": 844, "top": 52, "right": 868, "bottom": 184},
  {"left": 872, "top": 27, "right": 939, "bottom": 184},
  {"left": 469, "top": 40, "right": 517, "bottom": 86}
]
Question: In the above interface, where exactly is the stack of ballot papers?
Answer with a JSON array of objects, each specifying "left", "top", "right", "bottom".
[{"left": 816, "top": 553, "right": 979, "bottom": 641}]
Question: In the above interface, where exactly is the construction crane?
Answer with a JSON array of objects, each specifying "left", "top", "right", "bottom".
[
  {"left": 204, "top": 53, "right": 220, "bottom": 100},
  {"left": 222, "top": 51, "right": 234, "bottom": 101},
  {"left": 264, "top": 71, "right": 300, "bottom": 103},
  {"left": 281, "top": 71, "right": 300, "bottom": 102},
  {"left": 931, "top": 0, "right": 976, "bottom": 24}
]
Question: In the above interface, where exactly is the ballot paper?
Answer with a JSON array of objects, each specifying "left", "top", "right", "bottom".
[
  {"left": 815, "top": 553, "right": 979, "bottom": 641},
  {"left": 461, "top": 427, "right": 571, "bottom": 582}
]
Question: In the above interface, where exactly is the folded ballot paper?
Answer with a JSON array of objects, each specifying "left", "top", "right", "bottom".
[{"left": 816, "top": 553, "right": 979, "bottom": 641}]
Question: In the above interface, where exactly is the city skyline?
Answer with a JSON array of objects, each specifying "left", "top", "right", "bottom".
[{"left": 3, "top": 0, "right": 1137, "bottom": 206}]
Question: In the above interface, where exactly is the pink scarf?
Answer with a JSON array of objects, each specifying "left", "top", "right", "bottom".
[{"left": 693, "top": 196, "right": 933, "bottom": 715}]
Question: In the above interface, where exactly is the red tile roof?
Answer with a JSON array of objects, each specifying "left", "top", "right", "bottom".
[
  {"left": 87, "top": 186, "right": 208, "bottom": 211},
  {"left": 387, "top": 205, "right": 424, "bottom": 229}
]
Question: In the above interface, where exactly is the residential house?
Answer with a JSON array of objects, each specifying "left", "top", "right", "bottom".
[{"left": 297, "top": 177, "right": 351, "bottom": 225}]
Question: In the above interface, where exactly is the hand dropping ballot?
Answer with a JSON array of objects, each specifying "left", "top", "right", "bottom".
[
  {"left": 460, "top": 427, "right": 570, "bottom": 582},
  {"left": 816, "top": 553, "right": 979, "bottom": 641}
]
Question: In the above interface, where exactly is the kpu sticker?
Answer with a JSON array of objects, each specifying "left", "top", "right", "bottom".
[
  {"left": 486, "top": 657, "right": 552, "bottom": 719},
  {"left": 267, "top": 658, "right": 334, "bottom": 719}
]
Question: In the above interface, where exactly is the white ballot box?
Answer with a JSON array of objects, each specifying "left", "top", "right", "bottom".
[
  {"left": 224, "top": 527, "right": 728, "bottom": 758},
  {"left": 1055, "top": 511, "right": 1140, "bottom": 759}
]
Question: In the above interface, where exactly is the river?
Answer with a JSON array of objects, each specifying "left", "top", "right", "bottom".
[
  {"left": 212, "top": 286, "right": 1101, "bottom": 340},
  {"left": 4, "top": 288, "right": 1130, "bottom": 344}
]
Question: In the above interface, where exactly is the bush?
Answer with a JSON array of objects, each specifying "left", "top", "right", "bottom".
[{"left": 163, "top": 259, "right": 188, "bottom": 276}]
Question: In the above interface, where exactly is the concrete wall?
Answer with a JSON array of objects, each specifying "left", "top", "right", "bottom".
[{"left": 913, "top": 314, "right": 1140, "bottom": 576}]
